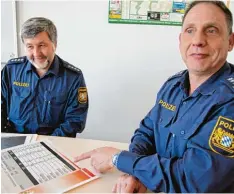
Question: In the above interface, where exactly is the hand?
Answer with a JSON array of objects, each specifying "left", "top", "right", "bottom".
[
  {"left": 112, "top": 174, "right": 147, "bottom": 193},
  {"left": 74, "top": 147, "right": 121, "bottom": 173}
]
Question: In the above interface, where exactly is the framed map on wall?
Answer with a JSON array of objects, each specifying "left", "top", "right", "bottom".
[{"left": 108, "top": 0, "right": 231, "bottom": 26}]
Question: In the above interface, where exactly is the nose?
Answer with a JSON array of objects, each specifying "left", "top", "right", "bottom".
[
  {"left": 192, "top": 31, "right": 206, "bottom": 47},
  {"left": 33, "top": 47, "right": 41, "bottom": 57}
]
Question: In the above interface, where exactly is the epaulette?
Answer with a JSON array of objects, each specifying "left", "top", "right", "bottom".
[
  {"left": 167, "top": 70, "right": 187, "bottom": 81},
  {"left": 224, "top": 76, "right": 234, "bottom": 92},
  {"left": 63, "top": 62, "right": 80, "bottom": 73},
  {"left": 7, "top": 56, "right": 26, "bottom": 65}
]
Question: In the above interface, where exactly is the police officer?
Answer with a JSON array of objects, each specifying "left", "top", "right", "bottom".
[
  {"left": 1, "top": 17, "right": 89, "bottom": 137},
  {"left": 74, "top": 1, "right": 234, "bottom": 192}
]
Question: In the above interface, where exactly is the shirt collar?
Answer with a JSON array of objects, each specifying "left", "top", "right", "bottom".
[
  {"left": 25, "top": 55, "right": 60, "bottom": 76},
  {"left": 176, "top": 62, "right": 230, "bottom": 96},
  {"left": 171, "top": 71, "right": 189, "bottom": 96},
  {"left": 196, "top": 62, "right": 230, "bottom": 96},
  {"left": 25, "top": 59, "right": 33, "bottom": 72},
  {"left": 46, "top": 55, "right": 60, "bottom": 76},
  {"left": 179, "top": 71, "right": 190, "bottom": 97}
]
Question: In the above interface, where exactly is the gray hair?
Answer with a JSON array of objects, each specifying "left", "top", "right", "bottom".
[
  {"left": 21, "top": 17, "right": 57, "bottom": 44},
  {"left": 182, "top": 1, "right": 233, "bottom": 35}
]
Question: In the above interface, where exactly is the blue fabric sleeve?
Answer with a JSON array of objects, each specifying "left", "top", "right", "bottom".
[
  {"left": 129, "top": 110, "right": 156, "bottom": 155},
  {"left": 1, "top": 65, "right": 15, "bottom": 132},
  {"left": 51, "top": 72, "right": 88, "bottom": 137},
  {"left": 117, "top": 100, "right": 234, "bottom": 192}
]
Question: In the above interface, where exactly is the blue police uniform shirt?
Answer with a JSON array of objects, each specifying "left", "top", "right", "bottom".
[
  {"left": 116, "top": 62, "right": 234, "bottom": 192},
  {"left": 1, "top": 55, "right": 89, "bottom": 137}
]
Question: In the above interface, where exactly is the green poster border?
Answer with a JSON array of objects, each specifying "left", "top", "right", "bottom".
[
  {"left": 108, "top": 0, "right": 230, "bottom": 26},
  {"left": 108, "top": 18, "right": 182, "bottom": 26},
  {"left": 108, "top": 0, "right": 183, "bottom": 26}
]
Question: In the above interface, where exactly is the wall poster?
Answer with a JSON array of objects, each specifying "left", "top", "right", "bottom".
[{"left": 108, "top": 0, "right": 231, "bottom": 26}]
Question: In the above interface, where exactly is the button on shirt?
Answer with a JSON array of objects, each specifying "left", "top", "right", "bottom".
[
  {"left": 117, "top": 62, "right": 234, "bottom": 192},
  {"left": 1, "top": 55, "right": 89, "bottom": 137}
]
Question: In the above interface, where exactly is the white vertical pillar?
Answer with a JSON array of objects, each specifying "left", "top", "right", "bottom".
[{"left": 12, "top": 0, "right": 18, "bottom": 58}]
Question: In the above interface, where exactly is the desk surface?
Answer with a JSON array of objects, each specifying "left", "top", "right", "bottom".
[{"left": 38, "top": 136, "right": 129, "bottom": 193}]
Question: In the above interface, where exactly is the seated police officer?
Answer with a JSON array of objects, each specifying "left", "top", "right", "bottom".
[
  {"left": 74, "top": 1, "right": 234, "bottom": 192},
  {"left": 1, "top": 17, "right": 89, "bottom": 137}
]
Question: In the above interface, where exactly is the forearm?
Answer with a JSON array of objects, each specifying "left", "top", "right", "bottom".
[
  {"left": 52, "top": 114, "right": 87, "bottom": 137},
  {"left": 129, "top": 111, "right": 156, "bottom": 155},
  {"left": 116, "top": 149, "right": 233, "bottom": 192},
  {"left": 52, "top": 74, "right": 89, "bottom": 137}
]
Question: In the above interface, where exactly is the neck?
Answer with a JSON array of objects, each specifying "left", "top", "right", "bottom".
[
  {"left": 189, "top": 74, "right": 211, "bottom": 95},
  {"left": 34, "top": 56, "right": 54, "bottom": 78},
  {"left": 188, "top": 62, "right": 225, "bottom": 95},
  {"left": 36, "top": 62, "right": 52, "bottom": 78},
  {"left": 37, "top": 69, "right": 48, "bottom": 77}
]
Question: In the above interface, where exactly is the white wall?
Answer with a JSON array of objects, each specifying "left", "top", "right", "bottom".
[
  {"left": 1, "top": 0, "right": 18, "bottom": 64},
  {"left": 15, "top": 1, "right": 234, "bottom": 143}
]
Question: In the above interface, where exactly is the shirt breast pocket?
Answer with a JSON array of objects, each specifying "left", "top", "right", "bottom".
[
  {"left": 170, "top": 120, "right": 201, "bottom": 157},
  {"left": 42, "top": 92, "right": 68, "bottom": 124},
  {"left": 157, "top": 115, "right": 174, "bottom": 157},
  {"left": 54, "top": 93, "right": 67, "bottom": 104},
  {"left": 10, "top": 87, "right": 31, "bottom": 119}
]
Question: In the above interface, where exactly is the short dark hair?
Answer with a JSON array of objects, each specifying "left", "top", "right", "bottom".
[
  {"left": 21, "top": 17, "right": 57, "bottom": 44},
  {"left": 182, "top": 1, "right": 233, "bottom": 35}
]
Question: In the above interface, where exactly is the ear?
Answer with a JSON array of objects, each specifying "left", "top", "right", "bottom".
[
  {"left": 228, "top": 33, "right": 234, "bottom": 52},
  {"left": 52, "top": 43, "right": 57, "bottom": 51},
  {"left": 179, "top": 33, "right": 182, "bottom": 44}
]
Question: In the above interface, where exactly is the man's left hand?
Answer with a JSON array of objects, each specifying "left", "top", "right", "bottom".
[
  {"left": 74, "top": 147, "right": 121, "bottom": 173},
  {"left": 112, "top": 174, "right": 147, "bottom": 193}
]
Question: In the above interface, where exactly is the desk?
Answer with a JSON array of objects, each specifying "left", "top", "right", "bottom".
[{"left": 38, "top": 135, "right": 129, "bottom": 193}]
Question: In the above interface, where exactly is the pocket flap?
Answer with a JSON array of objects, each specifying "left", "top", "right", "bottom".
[
  {"left": 160, "top": 116, "right": 173, "bottom": 127},
  {"left": 170, "top": 121, "right": 201, "bottom": 139},
  {"left": 55, "top": 93, "right": 67, "bottom": 103},
  {"left": 43, "top": 91, "right": 67, "bottom": 103},
  {"left": 12, "top": 87, "right": 30, "bottom": 97}
]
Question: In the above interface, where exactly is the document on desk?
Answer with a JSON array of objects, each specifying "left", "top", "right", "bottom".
[{"left": 1, "top": 141, "right": 99, "bottom": 193}]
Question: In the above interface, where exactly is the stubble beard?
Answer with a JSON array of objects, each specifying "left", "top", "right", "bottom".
[{"left": 30, "top": 58, "right": 51, "bottom": 70}]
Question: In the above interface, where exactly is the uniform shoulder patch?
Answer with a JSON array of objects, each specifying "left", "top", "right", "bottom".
[
  {"left": 209, "top": 116, "right": 234, "bottom": 157},
  {"left": 63, "top": 62, "right": 80, "bottom": 73},
  {"left": 167, "top": 70, "right": 187, "bottom": 81},
  {"left": 78, "top": 87, "right": 88, "bottom": 104},
  {"left": 7, "top": 57, "right": 26, "bottom": 65}
]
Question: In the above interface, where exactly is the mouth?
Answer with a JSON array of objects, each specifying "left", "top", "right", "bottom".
[
  {"left": 190, "top": 53, "right": 209, "bottom": 59},
  {"left": 33, "top": 57, "right": 47, "bottom": 62}
]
